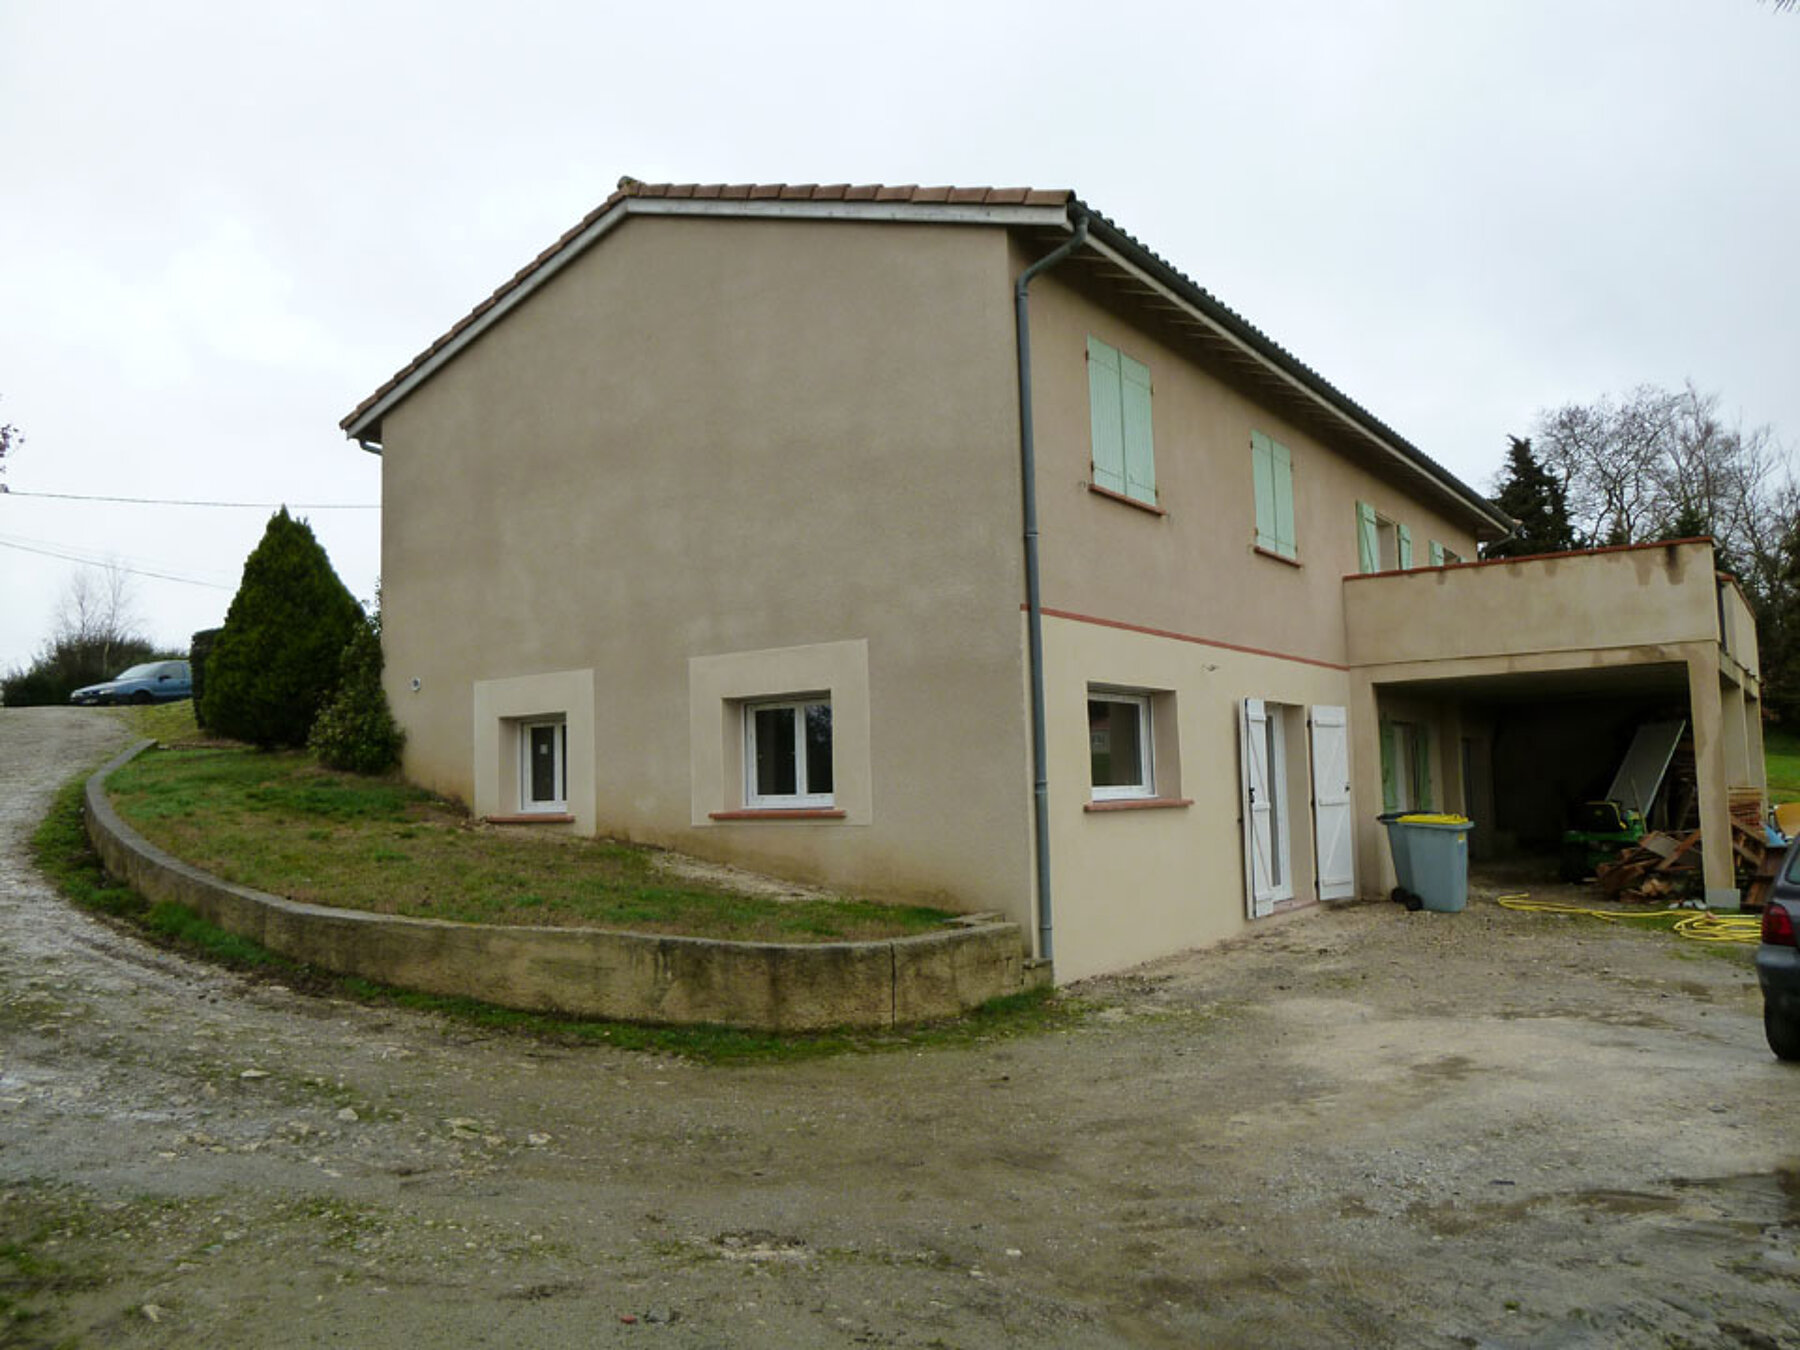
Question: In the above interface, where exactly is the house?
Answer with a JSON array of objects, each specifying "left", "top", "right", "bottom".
[{"left": 341, "top": 180, "right": 1767, "bottom": 983}]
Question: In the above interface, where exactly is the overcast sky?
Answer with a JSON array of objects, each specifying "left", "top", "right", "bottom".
[{"left": 2, "top": 0, "right": 1795, "bottom": 673}]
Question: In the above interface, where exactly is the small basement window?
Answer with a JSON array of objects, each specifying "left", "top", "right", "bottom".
[
  {"left": 519, "top": 719, "right": 568, "bottom": 813},
  {"left": 746, "top": 697, "right": 834, "bottom": 808}
]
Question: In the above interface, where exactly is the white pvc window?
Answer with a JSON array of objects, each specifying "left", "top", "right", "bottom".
[
  {"left": 520, "top": 720, "right": 567, "bottom": 813},
  {"left": 1088, "top": 692, "right": 1154, "bottom": 800},
  {"left": 745, "top": 698, "right": 833, "bottom": 807}
]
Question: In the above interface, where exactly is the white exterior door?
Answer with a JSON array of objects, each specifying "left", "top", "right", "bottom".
[
  {"left": 1240, "top": 698, "right": 1275, "bottom": 919},
  {"left": 1311, "top": 705, "right": 1355, "bottom": 900}
]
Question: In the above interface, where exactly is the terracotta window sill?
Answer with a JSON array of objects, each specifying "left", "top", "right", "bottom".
[
  {"left": 1253, "top": 545, "right": 1302, "bottom": 568},
  {"left": 1084, "top": 797, "right": 1193, "bottom": 813},
  {"left": 1086, "top": 483, "right": 1166, "bottom": 516},
  {"left": 708, "top": 808, "right": 847, "bottom": 821},
  {"left": 484, "top": 813, "right": 574, "bottom": 825}
]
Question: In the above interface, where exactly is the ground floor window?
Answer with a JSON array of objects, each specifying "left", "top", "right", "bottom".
[
  {"left": 1088, "top": 691, "right": 1154, "bottom": 800},
  {"left": 520, "top": 719, "right": 567, "bottom": 813},
  {"left": 746, "top": 697, "right": 833, "bottom": 807},
  {"left": 1381, "top": 717, "right": 1432, "bottom": 812}
]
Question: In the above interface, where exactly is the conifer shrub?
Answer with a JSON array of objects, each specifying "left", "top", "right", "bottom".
[
  {"left": 202, "top": 510, "right": 364, "bottom": 748},
  {"left": 308, "top": 617, "right": 405, "bottom": 774},
  {"left": 188, "top": 627, "right": 223, "bottom": 728}
]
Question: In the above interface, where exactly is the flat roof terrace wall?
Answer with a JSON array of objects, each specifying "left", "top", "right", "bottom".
[{"left": 1343, "top": 540, "right": 1727, "bottom": 673}]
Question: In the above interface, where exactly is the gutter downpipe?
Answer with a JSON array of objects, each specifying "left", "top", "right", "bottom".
[{"left": 1014, "top": 209, "right": 1088, "bottom": 966}]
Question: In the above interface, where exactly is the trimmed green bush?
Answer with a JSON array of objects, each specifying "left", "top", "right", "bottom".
[
  {"left": 188, "top": 627, "right": 223, "bottom": 728},
  {"left": 308, "top": 618, "right": 405, "bottom": 774},
  {"left": 201, "top": 510, "right": 363, "bottom": 748}
]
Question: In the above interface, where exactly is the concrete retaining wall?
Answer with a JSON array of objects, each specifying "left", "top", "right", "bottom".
[{"left": 84, "top": 743, "right": 1029, "bottom": 1031}]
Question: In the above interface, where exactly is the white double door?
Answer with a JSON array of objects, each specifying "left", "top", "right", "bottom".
[{"left": 1239, "top": 701, "right": 1354, "bottom": 919}]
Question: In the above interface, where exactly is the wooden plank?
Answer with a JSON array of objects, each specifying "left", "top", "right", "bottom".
[{"left": 1655, "top": 830, "right": 1704, "bottom": 872}]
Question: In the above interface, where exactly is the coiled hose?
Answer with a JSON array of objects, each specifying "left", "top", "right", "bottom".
[{"left": 1495, "top": 893, "right": 1761, "bottom": 945}]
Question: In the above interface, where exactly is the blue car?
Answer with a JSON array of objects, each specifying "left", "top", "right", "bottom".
[
  {"left": 1758, "top": 838, "right": 1800, "bottom": 1061},
  {"left": 69, "top": 659, "right": 193, "bottom": 707}
]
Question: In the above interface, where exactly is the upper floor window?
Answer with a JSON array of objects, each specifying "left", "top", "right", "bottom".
[
  {"left": 1086, "top": 336, "right": 1157, "bottom": 507},
  {"left": 1251, "top": 431, "right": 1297, "bottom": 559},
  {"left": 1356, "top": 502, "right": 1412, "bottom": 572}
]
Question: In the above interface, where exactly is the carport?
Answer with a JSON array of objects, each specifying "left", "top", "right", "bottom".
[{"left": 1343, "top": 540, "right": 1765, "bottom": 907}]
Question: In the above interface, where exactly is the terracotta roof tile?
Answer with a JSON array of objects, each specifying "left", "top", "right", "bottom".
[{"left": 341, "top": 179, "right": 1071, "bottom": 433}]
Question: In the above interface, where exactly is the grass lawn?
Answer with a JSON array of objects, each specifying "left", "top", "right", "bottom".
[
  {"left": 1766, "top": 729, "right": 1799, "bottom": 805},
  {"left": 103, "top": 731, "right": 952, "bottom": 944}
]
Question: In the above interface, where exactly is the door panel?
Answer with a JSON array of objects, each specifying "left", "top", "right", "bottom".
[
  {"left": 1240, "top": 699, "right": 1274, "bottom": 919},
  {"left": 1311, "top": 705, "right": 1355, "bottom": 900}
]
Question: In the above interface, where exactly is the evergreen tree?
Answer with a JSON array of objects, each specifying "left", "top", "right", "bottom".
[
  {"left": 202, "top": 510, "right": 364, "bottom": 747},
  {"left": 308, "top": 616, "right": 405, "bottom": 774},
  {"left": 1483, "top": 436, "right": 1577, "bottom": 559}
]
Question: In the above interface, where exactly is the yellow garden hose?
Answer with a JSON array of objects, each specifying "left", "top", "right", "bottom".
[{"left": 1495, "top": 893, "right": 1763, "bottom": 945}]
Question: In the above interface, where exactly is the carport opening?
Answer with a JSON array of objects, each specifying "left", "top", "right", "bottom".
[
  {"left": 1481, "top": 694, "right": 1696, "bottom": 873},
  {"left": 1381, "top": 661, "right": 1705, "bottom": 888}
]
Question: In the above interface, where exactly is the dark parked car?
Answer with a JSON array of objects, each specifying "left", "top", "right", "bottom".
[
  {"left": 68, "top": 659, "right": 193, "bottom": 707},
  {"left": 1758, "top": 837, "right": 1800, "bottom": 1061}
]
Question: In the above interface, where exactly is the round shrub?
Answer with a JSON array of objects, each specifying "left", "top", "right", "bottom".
[{"left": 308, "top": 619, "right": 405, "bottom": 775}]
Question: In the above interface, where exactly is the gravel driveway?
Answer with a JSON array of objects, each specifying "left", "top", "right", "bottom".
[{"left": 2, "top": 706, "right": 1796, "bottom": 1349}]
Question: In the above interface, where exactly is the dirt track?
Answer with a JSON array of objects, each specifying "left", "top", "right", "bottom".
[{"left": 2, "top": 706, "right": 1797, "bottom": 1349}]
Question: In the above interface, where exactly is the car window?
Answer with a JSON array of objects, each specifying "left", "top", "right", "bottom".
[
  {"left": 115, "top": 663, "right": 161, "bottom": 680},
  {"left": 1787, "top": 841, "right": 1800, "bottom": 885}
]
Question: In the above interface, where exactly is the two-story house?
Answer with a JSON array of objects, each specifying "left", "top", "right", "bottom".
[{"left": 341, "top": 180, "right": 1766, "bottom": 983}]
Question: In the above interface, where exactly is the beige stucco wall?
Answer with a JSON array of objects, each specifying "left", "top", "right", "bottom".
[
  {"left": 1343, "top": 542, "right": 1721, "bottom": 669},
  {"left": 1039, "top": 611, "right": 1353, "bottom": 982},
  {"left": 378, "top": 214, "right": 1034, "bottom": 922},
  {"left": 1020, "top": 252, "right": 1480, "bottom": 672}
]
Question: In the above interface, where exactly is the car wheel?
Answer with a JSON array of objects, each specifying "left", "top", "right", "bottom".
[
  {"left": 1767, "top": 1006, "right": 1800, "bottom": 1062},
  {"left": 130, "top": 691, "right": 153, "bottom": 705}
]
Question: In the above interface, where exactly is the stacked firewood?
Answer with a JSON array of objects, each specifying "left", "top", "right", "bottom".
[
  {"left": 1594, "top": 830, "right": 1702, "bottom": 901},
  {"left": 1593, "top": 791, "right": 1775, "bottom": 908}
]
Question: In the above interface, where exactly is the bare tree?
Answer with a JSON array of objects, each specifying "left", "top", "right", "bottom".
[
  {"left": 1531, "top": 382, "right": 1791, "bottom": 578},
  {"left": 0, "top": 393, "right": 19, "bottom": 484},
  {"left": 57, "top": 560, "right": 144, "bottom": 677}
]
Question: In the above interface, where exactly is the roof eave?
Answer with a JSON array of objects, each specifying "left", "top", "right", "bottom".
[{"left": 1071, "top": 203, "right": 1512, "bottom": 541}]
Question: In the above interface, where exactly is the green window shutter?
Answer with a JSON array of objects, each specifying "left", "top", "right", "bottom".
[
  {"left": 1414, "top": 729, "right": 1433, "bottom": 810},
  {"left": 1271, "top": 438, "right": 1295, "bottom": 556},
  {"left": 1429, "top": 540, "right": 1445, "bottom": 567},
  {"left": 1120, "top": 353, "right": 1156, "bottom": 504},
  {"left": 1253, "top": 433, "right": 1297, "bottom": 557},
  {"left": 1356, "top": 501, "right": 1379, "bottom": 573},
  {"left": 1397, "top": 523, "right": 1413, "bottom": 569},
  {"left": 1252, "top": 433, "right": 1276, "bottom": 549},
  {"left": 1379, "top": 719, "right": 1398, "bottom": 812},
  {"left": 1087, "top": 337, "right": 1125, "bottom": 494}
]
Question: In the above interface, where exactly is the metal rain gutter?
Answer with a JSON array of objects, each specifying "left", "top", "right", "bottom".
[{"left": 1013, "top": 208, "right": 1089, "bottom": 966}]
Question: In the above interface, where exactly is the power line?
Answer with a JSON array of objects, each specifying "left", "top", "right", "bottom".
[
  {"left": 0, "top": 536, "right": 236, "bottom": 590},
  {"left": 1, "top": 488, "right": 379, "bottom": 509}
]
